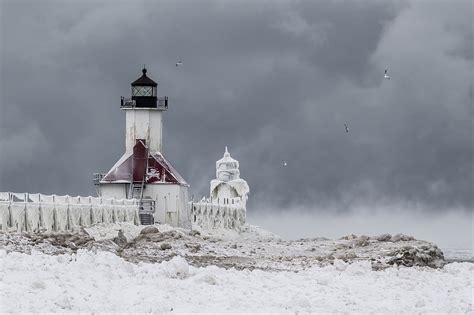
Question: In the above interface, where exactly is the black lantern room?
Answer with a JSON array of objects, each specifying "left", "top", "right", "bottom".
[
  {"left": 121, "top": 68, "right": 168, "bottom": 110},
  {"left": 131, "top": 68, "right": 157, "bottom": 108},
  {"left": 125, "top": 68, "right": 168, "bottom": 109}
]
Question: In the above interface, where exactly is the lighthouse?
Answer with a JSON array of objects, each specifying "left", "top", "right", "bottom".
[{"left": 94, "top": 68, "right": 189, "bottom": 226}]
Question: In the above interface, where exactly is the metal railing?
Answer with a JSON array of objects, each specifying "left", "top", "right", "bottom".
[
  {"left": 120, "top": 97, "right": 136, "bottom": 108},
  {"left": 120, "top": 96, "right": 168, "bottom": 110},
  {"left": 157, "top": 97, "right": 168, "bottom": 109},
  {"left": 93, "top": 173, "right": 105, "bottom": 185}
]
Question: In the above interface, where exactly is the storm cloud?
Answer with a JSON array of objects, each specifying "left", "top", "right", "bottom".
[{"left": 0, "top": 1, "right": 472, "bottom": 217}]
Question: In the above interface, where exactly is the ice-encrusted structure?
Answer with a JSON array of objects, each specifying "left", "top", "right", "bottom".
[
  {"left": 1, "top": 149, "right": 251, "bottom": 232},
  {"left": 191, "top": 147, "right": 249, "bottom": 230},
  {"left": 0, "top": 192, "right": 139, "bottom": 232},
  {"left": 191, "top": 196, "right": 246, "bottom": 230},
  {"left": 210, "top": 147, "right": 249, "bottom": 206}
]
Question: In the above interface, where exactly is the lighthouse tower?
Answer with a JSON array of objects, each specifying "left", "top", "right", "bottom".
[
  {"left": 124, "top": 68, "right": 164, "bottom": 153},
  {"left": 95, "top": 68, "right": 189, "bottom": 226}
]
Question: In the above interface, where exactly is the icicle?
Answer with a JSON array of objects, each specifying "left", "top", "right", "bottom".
[
  {"left": 69, "top": 203, "right": 81, "bottom": 228},
  {"left": 41, "top": 203, "right": 55, "bottom": 231},
  {"left": 104, "top": 204, "right": 114, "bottom": 223},
  {"left": 80, "top": 204, "right": 91, "bottom": 227},
  {"left": 25, "top": 203, "right": 40, "bottom": 232},
  {"left": 10, "top": 202, "right": 26, "bottom": 232},
  {"left": 0, "top": 201, "right": 11, "bottom": 231},
  {"left": 111, "top": 201, "right": 117, "bottom": 224},
  {"left": 115, "top": 201, "right": 126, "bottom": 222},
  {"left": 55, "top": 203, "right": 68, "bottom": 231}
]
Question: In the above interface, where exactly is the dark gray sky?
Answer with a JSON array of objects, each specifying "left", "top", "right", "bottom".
[{"left": 0, "top": 0, "right": 472, "bottom": 215}]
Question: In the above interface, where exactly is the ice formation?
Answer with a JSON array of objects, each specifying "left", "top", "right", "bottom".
[
  {"left": 210, "top": 147, "right": 249, "bottom": 205},
  {"left": 0, "top": 193, "right": 139, "bottom": 232},
  {"left": 191, "top": 147, "right": 249, "bottom": 230},
  {"left": 1, "top": 148, "right": 249, "bottom": 232}
]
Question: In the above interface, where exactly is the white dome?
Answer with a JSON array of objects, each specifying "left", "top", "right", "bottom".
[{"left": 215, "top": 147, "right": 240, "bottom": 181}]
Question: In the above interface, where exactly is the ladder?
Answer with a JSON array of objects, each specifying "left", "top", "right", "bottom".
[
  {"left": 129, "top": 140, "right": 156, "bottom": 225},
  {"left": 129, "top": 176, "right": 155, "bottom": 225},
  {"left": 130, "top": 181, "right": 155, "bottom": 225},
  {"left": 130, "top": 182, "right": 144, "bottom": 200}
]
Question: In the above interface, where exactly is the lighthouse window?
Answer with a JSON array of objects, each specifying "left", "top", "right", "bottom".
[{"left": 132, "top": 86, "right": 153, "bottom": 97}]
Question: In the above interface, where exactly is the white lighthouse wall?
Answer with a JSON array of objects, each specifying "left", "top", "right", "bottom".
[
  {"left": 125, "top": 109, "right": 163, "bottom": 152},
  {"left": 149, "top": 111, "right": 163, "bottom": 152},
  {"left": 100, "top": 184, "right": 128, "bottom": 200},
  {"left": 142, "top": 184, "right": 189, "bottom": 227}
]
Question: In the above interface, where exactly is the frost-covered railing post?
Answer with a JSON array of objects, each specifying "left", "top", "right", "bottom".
[{"left": 0, "top": 192, "right": 141, "bottom": 232}]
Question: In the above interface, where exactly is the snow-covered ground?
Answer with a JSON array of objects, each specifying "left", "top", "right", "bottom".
[
  {"left": 1, "top": 249, "right": 472, "bottom": 313},
  {"left": 0, "top": 223, "right": 447, "bottom": 270},
  {"left": 0, "top": 223, "right": 472, "bottom": 313}
]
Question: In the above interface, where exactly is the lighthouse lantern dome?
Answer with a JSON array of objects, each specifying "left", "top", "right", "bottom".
[{"left": 131, "top": 68, "right": 157, "bottom": 98}]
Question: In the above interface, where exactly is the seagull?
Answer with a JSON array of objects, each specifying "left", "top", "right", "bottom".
[
  {"left": 384, "top": 69, "right": 390, "bottom": 80},
  {"left": 282, "top": 160, "right": 288, "bottom": 167},
  {"left": 344, "top": 123, "right": 349, "bottom": 133},
  {"left": 176, "top": 61, "right": 183, "bottom": 67}
]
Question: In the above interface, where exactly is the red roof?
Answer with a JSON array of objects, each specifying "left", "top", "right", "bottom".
[{"left": 101, "top": 140, "right": 188, "bottom": 186}]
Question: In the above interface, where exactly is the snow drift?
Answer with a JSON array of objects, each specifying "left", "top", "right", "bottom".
[{"left": 0, "top": 249, "right": 471, "bottom": 313}]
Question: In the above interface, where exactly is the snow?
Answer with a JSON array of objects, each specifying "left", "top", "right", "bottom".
[
  {"left": 0, "top": 249, "right": 471, "bottom": 313},
  {"left": 84, "top": 222, "right": 144, "bottom": 241},
  {"left": 0, "top": 222, "right": 471, "bottom": 312},
  {"left": 0, "top": 223, "right": 447, "bottom": 270}
]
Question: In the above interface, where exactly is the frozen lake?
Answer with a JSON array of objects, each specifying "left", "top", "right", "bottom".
[{"left": 443, "top": 248, "right": 474, "bottom": 263}]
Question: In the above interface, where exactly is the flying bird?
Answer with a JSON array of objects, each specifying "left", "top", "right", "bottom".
[
  {"left": 344, "top": 123, "right": 349, "bottom": 133},
  {"left": 176, "top": 61, "right": 183, "bottom": 67},
  {"left": 384, "top": 69, "right": 390, "bottom": 80},
  {"left": 282, "top": 160, "right": 288, "bottom": 167}
]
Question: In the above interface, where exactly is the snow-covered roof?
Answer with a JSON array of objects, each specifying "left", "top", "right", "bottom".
[
  {"left": 149, "top": 152, "right": 188, "bottom": 186},
  {"left": 101, "top": 152, "right": 133, "bottom": 182},
  {"left": 101, "top": 142, "right": 188, "bottom": 186},
  {"left": 215, "top": 146, "right": 241, "bottom": 180},
  {"left": 216, "top": 146, "right": 239, "bottom": 167}
]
